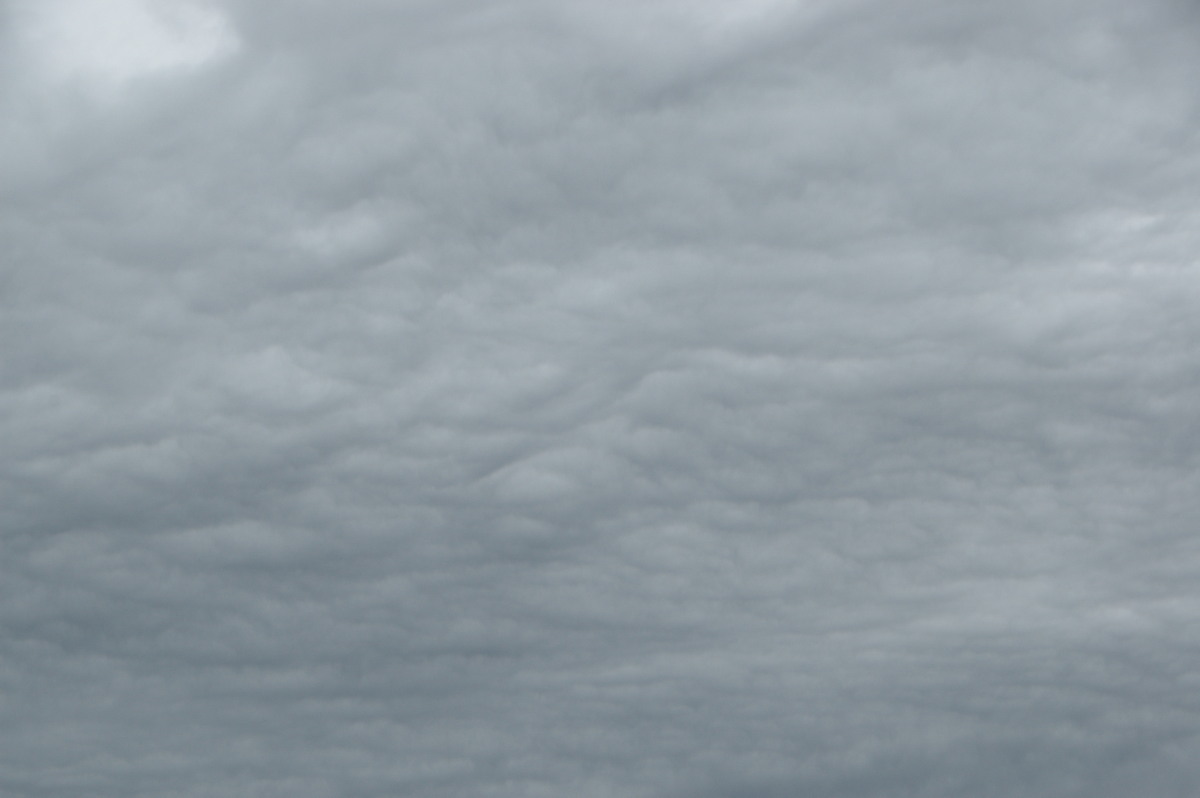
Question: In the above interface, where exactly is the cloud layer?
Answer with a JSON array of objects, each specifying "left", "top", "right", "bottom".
[{"left": 3, "top": 0, "right": 1200, "bottom": 795}]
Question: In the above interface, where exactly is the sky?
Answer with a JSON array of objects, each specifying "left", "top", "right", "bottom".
[{"left": 2, "top": 0, "right": 1200, "bottom": 795}]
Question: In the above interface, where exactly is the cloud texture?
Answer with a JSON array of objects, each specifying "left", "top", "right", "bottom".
[{"left": 3, "top": 0, "right": 1200, "bottom": 795}]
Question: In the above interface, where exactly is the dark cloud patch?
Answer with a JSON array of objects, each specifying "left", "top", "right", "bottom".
[{"left": 3, "top": 0, "right": 1200, "bottom": 795}]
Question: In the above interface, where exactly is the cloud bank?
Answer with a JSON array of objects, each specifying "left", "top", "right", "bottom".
[{"left": 3, "top": 0, "right": 1200, "bottom": 795}]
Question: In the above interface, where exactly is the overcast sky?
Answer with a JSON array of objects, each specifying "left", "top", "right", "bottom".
[{"left": 3, "top": 0, "right": 1200, "bottom": 795}]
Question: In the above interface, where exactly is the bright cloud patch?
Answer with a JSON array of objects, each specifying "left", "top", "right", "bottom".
[{"left": 16, "top": 0, "right": 237, "bottom": 95}]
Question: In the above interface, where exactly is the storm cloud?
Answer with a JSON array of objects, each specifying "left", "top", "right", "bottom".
[{"left": 3, "top": 0, "right": 1200, "bottom": 795}]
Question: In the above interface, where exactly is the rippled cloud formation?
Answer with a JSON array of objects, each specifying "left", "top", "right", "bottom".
[{"left": 3, "top": 0, "right": 1200, "bottom": 795}]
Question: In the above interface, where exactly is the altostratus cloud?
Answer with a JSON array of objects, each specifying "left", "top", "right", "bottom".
[{"left": 2, "top": 0, "right": 1199, "bottom": 796}]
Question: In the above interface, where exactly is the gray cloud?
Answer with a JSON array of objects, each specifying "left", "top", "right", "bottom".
[{"left": 3, "top": 0, "right": 1200, "bottom": 795}]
